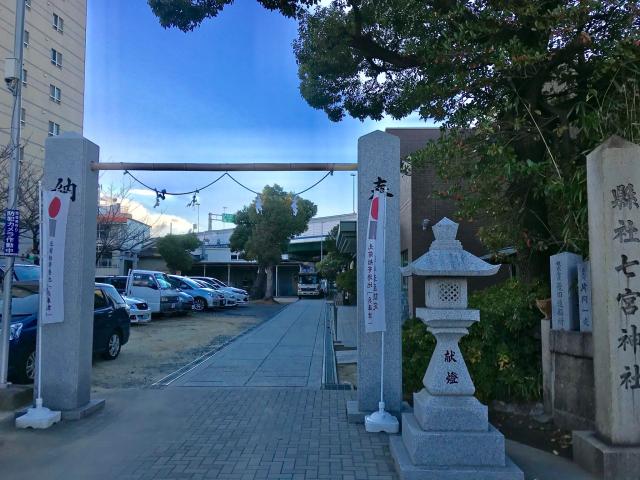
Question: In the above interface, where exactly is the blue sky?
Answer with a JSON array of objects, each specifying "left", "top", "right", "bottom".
[{"left": 84, "top": 1, "right": 430, "bottom": 235}]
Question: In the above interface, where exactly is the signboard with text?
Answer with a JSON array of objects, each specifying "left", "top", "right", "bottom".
[
  {"left": 41, "top": 190, "right": 70, "bottom": 324},
  {"left": 3, "top": 209, "right": 20, "bottom": 256},
  {"left": 364, "top": 188, "right": 387, "bottom": 333}
]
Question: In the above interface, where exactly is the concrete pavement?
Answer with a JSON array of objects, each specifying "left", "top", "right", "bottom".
[{"left": 170, "top": 300, "right": 325, "bottom": 388}]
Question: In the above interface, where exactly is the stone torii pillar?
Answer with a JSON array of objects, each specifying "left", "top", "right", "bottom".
[
  {"left": 39, "top": 133, "right": 104, "bottom": 419},
  {"left": 347, "top": 130, "right": 403, "bottom": 421}
]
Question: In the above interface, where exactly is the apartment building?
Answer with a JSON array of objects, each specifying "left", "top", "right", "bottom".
[{"left": 0, "top": 0, "right": 86, "bottom": 169}]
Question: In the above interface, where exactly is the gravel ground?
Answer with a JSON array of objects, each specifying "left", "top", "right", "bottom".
[{"left": 91, "top": 303, "right": 283, "bottom": 392}]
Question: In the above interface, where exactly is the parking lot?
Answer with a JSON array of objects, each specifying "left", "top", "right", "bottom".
[{"left": 91, "top": 302, "right": 284, "bottom": 392}]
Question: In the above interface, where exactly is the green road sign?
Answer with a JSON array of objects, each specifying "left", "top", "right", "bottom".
[{"left": 222, "top": 213, "right": 236, "bottom": 223}]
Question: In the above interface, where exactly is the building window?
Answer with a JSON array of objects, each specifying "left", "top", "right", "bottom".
[
  {"left": 50, "top": 48, "right": 62, "bottom": 67},
  {"left": 22, "top": 68, "right": 27, "bottom": 86},
  {"left": 20, "top": 108, "right": 25, "bottom": 126},
  {"left": 48, "top": 121, "right": 60, "bottom": 136},
  {"left": 49, "top": 84, "right": 61, "bottom": 103},
  {"left": 23, "top": 30, "right": 29, "bottom": 48},
  {"left": 53, "top": 13, "right": 64, "bottom": 33}
]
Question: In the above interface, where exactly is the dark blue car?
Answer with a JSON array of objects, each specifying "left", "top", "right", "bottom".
[{"left": 3, "top": 282, "right": 130, "bottom": 384}]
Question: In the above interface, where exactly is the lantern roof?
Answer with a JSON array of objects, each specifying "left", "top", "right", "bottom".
[{"left": 401, "top": 218, "right": 501, "bottom": 277}]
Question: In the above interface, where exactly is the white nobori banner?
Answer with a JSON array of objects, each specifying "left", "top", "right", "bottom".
[
  {"left": 41, "top": 189, "right": 71, "bottom": 324},
  {"left": 365, "top": 190, "right": 386, "bottom": 333}
]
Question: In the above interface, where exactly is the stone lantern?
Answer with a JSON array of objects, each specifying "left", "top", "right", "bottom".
[{"left": 390, "top": 218, "right": 523, "bottom": 480}]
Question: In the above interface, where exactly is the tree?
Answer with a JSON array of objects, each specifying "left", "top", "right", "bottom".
[
  {"left": 156, "top": 233, "right": 201, "bottom": 273},
  {"left": 0, "top": 143, "right": 42, "bottom": 257},
  {"left": 96, "top": 184, "right": 154, "bottom": 266},
  {"left": 230, "top": 185, "right": 316, "bottom": 299},
  {"left": 315, "top": 225, "right": 351, "bottom": 281},
  {"left": 150, "top": 1, "right": 640, "bottom": 281}
]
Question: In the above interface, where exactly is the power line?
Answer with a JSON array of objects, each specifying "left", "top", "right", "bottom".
[{"left": 123, "top": 169, "right": 335, "bottom": 205}]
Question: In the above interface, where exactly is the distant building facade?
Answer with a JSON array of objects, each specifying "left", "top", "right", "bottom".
[
  {"left": 138, "top": 213, "right": 357, "bottom": 296},
  {"left": 95, "top": 203, "right": 151, "bottom": 276},
  {"left": 390, "top": 127, "right": 509, "bottom": 317},
  {"left": 0, "top": 0, "right": 87, "bottom": 169}
]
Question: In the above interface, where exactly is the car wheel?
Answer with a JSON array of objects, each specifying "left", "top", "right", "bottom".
[
  {"left": 193, "top": 297, "right": 206, "bottom": 312},
  {"left": 103, "top": 331, "right": 122, "bottom": 360},
  {"left": 25, "top": 350, "right": 36, "bottom": 382}
]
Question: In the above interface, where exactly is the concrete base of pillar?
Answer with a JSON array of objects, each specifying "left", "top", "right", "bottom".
[
  {"left": 346, "top": 399, "right": 409, "bottom": 424},
  {"left": 390, "top": 436, "right": 524, "bottom": 480},
  {"left": 346, "top": 400, "right": 366, "bottom": 423},
  {"left": 60, "top": 398, "right": 105, "bottom": 421},
  {"left": 573, "top": 430, "right": 640, "bottom": 480}
]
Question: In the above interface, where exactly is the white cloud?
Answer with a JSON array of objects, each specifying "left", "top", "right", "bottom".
[
  {"left": 129, "top": 188, "right": 158, "bottom": 198},
  {"left": 120, "top": 198, "right": 193, "bottom": 237}
]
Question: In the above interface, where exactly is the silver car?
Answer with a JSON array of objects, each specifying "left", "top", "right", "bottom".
[
  {"left": 122, "top": 295, "right": 152, "bottom": 324},
  {"left": 167, "top": 275, "right": 223, "bottom": 311},
  {"left": 192, "top": 279, "right": 237, "bottom": 307}
]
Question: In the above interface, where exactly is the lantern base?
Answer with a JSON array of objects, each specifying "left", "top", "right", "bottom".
[
  {"left": 390, "top": 435, "right": 524, "bottom": 480},
  {"left": 414, "top": 389, "right": 487, "bottom": 432}
]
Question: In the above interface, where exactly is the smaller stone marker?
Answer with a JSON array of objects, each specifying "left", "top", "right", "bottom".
[
  {"left": 390, "top": 218, "right": 523, "bottom": 480},
  {"left": 550, "top": 252, "right": 582, "bottom": 331},
  {"left": 573, "top": 136, "right": 640, "bottom": 480},
  {"left": 577, "top": 261, "right": 592, "bottom": 332}
]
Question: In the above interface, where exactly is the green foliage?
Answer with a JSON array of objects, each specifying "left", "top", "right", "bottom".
[
  {"left": 156, "top": 233, "right": 201, "bottom": 274},
  {"left": 403, "top": 279, "right": 549, "bottom": 404},
  {"left": 229, "top": 184, "right": 317, "bottom": 268},
  {"left": 316, "top": 225, "right": 352, "bottom": 281},
  {"left": 335, "top": 267, "right": 356, "bottom": 298}
]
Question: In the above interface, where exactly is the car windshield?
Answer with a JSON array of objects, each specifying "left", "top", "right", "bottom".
[
  {"left": 194, "top": 279, "right": 216, "bottom": 289},
  {"left": 15, "top": 265, "right": 40, "bottom": 281},
  {"left": 299, "top": 275, "right": 318, "bottom": 285},
  {"left": 154, "top": 274, "right": 173, "bottom": 290},
  {"left": 181, "top": 277, "right": 202, "bottom": 289},
  {"left": 0, "top": 283, "right": 40, "bottom": 316}
]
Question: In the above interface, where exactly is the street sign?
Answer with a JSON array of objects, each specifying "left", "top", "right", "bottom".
[
  {"left": 222, "top": 213, "right": 236, "bottom": 223},
  {"left": 3, "top": 209, "right": 20, "bottom": 256}
]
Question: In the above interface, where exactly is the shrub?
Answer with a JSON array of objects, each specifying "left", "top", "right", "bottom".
[
  {"left": 336, "top": 268, "right": 357, "bottom": 299},
  {"left": 402, "top": 279, "right": 548, "bottom": 404}
]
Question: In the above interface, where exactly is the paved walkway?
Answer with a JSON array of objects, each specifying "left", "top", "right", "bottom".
[
  {"left": 171, "top": 300, "right": 325, "bottom": 388},
  {"left": 0, "top": 300, "right": 597, "bottom": 480}
]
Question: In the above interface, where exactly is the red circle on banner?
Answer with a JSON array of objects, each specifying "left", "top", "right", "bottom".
[
  {"left": 48, "top": 197, "right": 61, "bottom": 218},
  {"left": 371, "top": 196, "right": 379, "bottom": 220}
]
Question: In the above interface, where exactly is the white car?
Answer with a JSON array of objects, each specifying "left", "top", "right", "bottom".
[
  {"left": 192, "top": 279, "right": 237, "bottom": 307},
  {"left": 123, "top": 295, "right": 152, "bottom": 324},
  {"left": 191, "top": 277, "right": 249, "bottom": 304}
]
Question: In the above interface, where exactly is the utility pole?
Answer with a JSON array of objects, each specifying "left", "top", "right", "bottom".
[{"left": 1, "top": 0, "right": 26, "bottom": 388}]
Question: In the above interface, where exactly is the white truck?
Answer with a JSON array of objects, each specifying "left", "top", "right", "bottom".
[{"left": 297, "top": 264, "right": 324, "bottom": 299}]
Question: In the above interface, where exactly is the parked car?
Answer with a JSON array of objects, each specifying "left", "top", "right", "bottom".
[
  {"left": 167, "top": 275, "right": 224, "bottom": 311},
  {"left": 95, "top": 275, "right": 128, "bottom": 294},
  {"left": 125, "top": 270, "right": 181, "bottom": 314},
  {"left": 122, "top": 295, "right": 151, "bottom": 324},
  {"left": 191, "top": 276, "right": 249, "bottom": 304},
  {"left": 3, "top": 282, "right": 130, "bottom": 384},
  {"left": 177, "top": 290, "right": 195, "bottom": 313},
  {"left": 0, "top": 263, "right": 40, "bottom": 283},
  {"left": 191, "top": 279, "right": 237, "bottom": 307}
]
